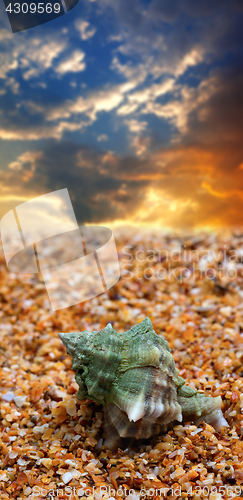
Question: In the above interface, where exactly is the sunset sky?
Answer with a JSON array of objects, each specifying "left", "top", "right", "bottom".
[{"left": 0, "top": 0, "right": 243, "bottom": 229}]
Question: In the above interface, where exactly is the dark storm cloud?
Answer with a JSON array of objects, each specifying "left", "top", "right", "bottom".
[
  {"left": 0, "top": 141, "right": 150, "bottom": 223},
  {"left": 104, "top": 0, "right": 243, "bottom": 65},
  {"left": 149, "top": 0, "right": 181, "bottom": 22},
  {"left": 183, "top": 62, "right": 243, "bottom": 151}
]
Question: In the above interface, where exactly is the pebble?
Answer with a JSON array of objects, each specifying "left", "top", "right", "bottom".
[
  {"left": 14, "top": 395, "right": 27, "bottom": 408},
  {"left": 62, "top": 471, "right": 73, "bottom": 484},
  {"left": 1, "top": 392, "right": 15, "bottom": 402},
  {"left": 220, "top": 306, "right": 232, "bottom": 317}
]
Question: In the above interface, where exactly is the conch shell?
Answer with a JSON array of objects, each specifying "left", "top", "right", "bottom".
[{"left": 59, "top": 318, "right": 228, "bottom": 448}]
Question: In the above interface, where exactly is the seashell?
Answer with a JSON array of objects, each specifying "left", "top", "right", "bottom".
[{"left": 59, "top": 318, "right": 228, "bottom": 449}]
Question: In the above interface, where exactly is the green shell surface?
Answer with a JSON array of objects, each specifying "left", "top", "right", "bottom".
[{"left": 59, "top": 317, "right": 228, "bottom": 448}]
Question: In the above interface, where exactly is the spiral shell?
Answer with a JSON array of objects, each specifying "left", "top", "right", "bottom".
[{"left": 59, "top": 318, "right": 228, "bottom": 448}]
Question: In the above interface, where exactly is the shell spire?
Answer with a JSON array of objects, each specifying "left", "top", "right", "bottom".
[
  {"left": 59, "top": 332, "right": 81, "bottom": 357},
  {"left": 59, "top": 318, "right": 228, "bottom": 449}
]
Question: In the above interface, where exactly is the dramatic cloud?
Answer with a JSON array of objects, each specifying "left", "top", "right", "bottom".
[
  {"left": 56, "top": 50, "right": 86, "bottom": 74},
  {"left": 8, "top": 151, "right": 42, "bottom": 172},
  {"left": 75, "top": 20, "right": 96, "bottom": 40},
  {"left": 130, "top": 136, "right": 151, "bottom": 157},
  {"left": 0, "top": 0, "right": 242, "bottom": 229},
  {"left": 0, "top": 34, "right": 67, "bottom": 81},
  {"left": 97, "top": 134, "right": 108, "bottom": 141},
  {"left": 124, "top": 119, "right": 147, "bottom": 134}
]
